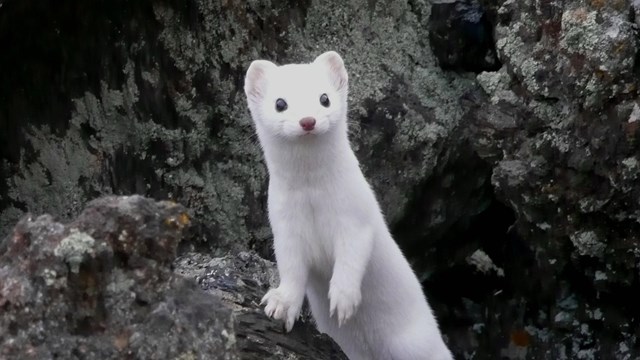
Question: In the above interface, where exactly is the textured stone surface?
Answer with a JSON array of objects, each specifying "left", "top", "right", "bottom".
[
  {"left": 0, "top": 195, "right": 238, "bottom": 359},
  {"left": 495, "top": 0, "right": 637, "bottom": 109},
  {"left": 456, "top": 0, "right": 640, "bottom": 358},
  {"left": 175, "top": 251, "right": 348, "bottom": 359},
  {"left": 429, "top": 0, "right": 502, "bottom": 72},
  {"left": 0, "top": 196, "right": 345, "bottom": 359}
]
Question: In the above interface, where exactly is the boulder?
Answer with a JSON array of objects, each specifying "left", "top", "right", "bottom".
[{"left": 0, "top": 195, "right": 345, "bottom": 359}]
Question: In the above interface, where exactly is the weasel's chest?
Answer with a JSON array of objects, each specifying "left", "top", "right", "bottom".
[
  {"left": 280, "top": 187, "right": 344, "bottom": 268},
  {"left": 301, "top": 190, "right": 341, "bottom": 269},
  {"left": 269, "top": 179, "right": 370, "bottom": 272}
]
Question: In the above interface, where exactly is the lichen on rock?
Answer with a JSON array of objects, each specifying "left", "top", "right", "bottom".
[
  {"left": 0, "top": 195, "right": 344, "bottom": 359},
  {"left": 0, "top": 196, "right": 234, "bottom": 359},
  {"left": 54, "top": 229, "right": 97, "bottom": 273}
]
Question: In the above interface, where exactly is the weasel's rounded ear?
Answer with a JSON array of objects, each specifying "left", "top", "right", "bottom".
[
  {"left": 245, "top": 60, "right": 277, "bottom": 101},
  {"left": 314, "top": 51, "right": 348, "bottom": 92}
]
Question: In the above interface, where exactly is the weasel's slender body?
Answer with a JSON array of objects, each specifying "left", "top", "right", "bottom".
[{"left": 244, "top": 51, "right": 454, "bottom": 360}]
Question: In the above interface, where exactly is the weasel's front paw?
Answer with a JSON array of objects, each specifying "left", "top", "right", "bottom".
[
  {"left": 260, "top": 287, "right": 303, "bottom": 332},
  {"left": 328, "top": 283, "right": 362, "bottom": 327}
]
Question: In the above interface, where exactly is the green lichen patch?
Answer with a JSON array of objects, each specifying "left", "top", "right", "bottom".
[{"left": 54, "top": 229, "right": 96, "bottom": 273}]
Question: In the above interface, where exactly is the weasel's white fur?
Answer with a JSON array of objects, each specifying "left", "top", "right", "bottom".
[{"left": 244, "top": 51, "right": 454, "bottom": 360}]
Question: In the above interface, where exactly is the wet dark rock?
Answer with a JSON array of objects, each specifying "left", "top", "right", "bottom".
[
  {"left": 175, "top": 251, "right": 348, "bottom": 360},
  {"left": 429, "top": 0, "right": 502, "bottom": 72},
  {"left": 0, "top": 196, "right": 344, "bottom": 359}
]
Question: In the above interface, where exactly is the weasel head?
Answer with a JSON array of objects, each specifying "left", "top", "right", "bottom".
[{"left": 244, "top": 51, "right": 349, "bottom": 142}]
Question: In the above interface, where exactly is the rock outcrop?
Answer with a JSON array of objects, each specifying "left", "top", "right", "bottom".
[
  {"left": 456, "top": 0, "right": 640, "bottom": 358},
  {"left": 0, "top": 196, "right": 345, "bottom": 359}
]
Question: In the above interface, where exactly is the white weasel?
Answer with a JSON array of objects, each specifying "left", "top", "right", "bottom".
[{"left": 244, "top": 51, "right": 454, "bottom": 360}]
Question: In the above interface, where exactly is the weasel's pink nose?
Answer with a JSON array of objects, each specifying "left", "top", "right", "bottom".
[{"left": 299, "top": 117, "right": 316, "bottom": 131}]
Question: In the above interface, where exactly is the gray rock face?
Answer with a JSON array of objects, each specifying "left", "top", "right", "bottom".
[
  {"left": 0, "top": 195, "right": 345, "bottom": 359},
  {"left": 495, "top": 0, "right": 637, "bottom": 109},
  {"left": 0, "top": 195, "right": 238, "bottom": 359},
  {"left": 459, "top": 0, "right": 640, "bottom": 358}
]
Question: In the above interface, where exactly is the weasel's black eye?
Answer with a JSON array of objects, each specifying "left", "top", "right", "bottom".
[
  {"left": 320, "top": 93, "right": 330, "bottom": 107},
  {"left": 275, "top": 98, "right": 288, "bottom": 112}
]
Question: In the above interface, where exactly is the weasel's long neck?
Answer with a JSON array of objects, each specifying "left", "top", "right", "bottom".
[{"left": 259, "top": 121, "right": 357, "bottom": 186}]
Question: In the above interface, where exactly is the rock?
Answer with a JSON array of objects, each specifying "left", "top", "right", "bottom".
[
  {"left": 460, "top": 0, "right": 640, "bottom": 357},
  {"left": 495, "top": 0, "right": 637, "bottom": 109},
  {"left": 0, "top": 196, "right": 344, "bottom": 359},
  {"left": 175, "top": 251, "right": 348, "bottom": 359},
  {"left": 429, "top": 0, "right": 502, "bottom": 72}
]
